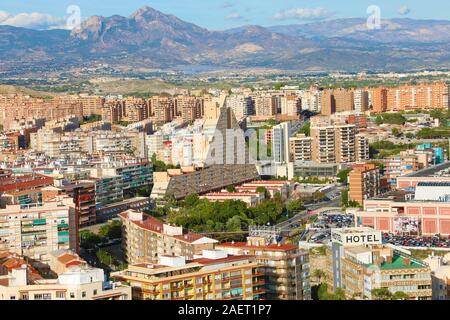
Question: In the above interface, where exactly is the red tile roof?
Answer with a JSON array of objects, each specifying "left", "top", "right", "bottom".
[
  {"left": 120, "top": 211, "right": 207, "bottom": 243},
  {"left": 218, "top": 242, "right": 298, "bottom": 252},
  {"left": 192, "top": 255, "right": 254, "bottom": 265}
]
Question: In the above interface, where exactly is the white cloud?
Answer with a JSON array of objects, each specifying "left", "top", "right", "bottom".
[
  {"left": 273, "top": 7, "right": 332, "bottom": 21},
  {"left": 0, "top": 11, "right": 69, "bottom": 30},
  {"left": 398, "top": 5, "right": 411, "bottom": 16},
  {"left": 226, "top": 12, "right": 244, "bottom": 20}
]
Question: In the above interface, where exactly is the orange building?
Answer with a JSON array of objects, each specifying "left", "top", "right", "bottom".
[{"left": 349, "top": 163, "right": 381, "bottom": 205}]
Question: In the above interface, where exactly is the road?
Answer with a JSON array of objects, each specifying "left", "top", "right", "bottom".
[{"left": 276, "top": 196, "right": 342, "bottom": 235}]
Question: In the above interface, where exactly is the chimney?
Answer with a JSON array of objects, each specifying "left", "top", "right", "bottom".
[{"left": 403, "top": 258, "right": 411, "bottom": 267}]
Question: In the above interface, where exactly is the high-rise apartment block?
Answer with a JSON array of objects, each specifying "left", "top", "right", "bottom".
[
  {"left": 310, "top": 116, "right": 369, "bottom": 164},
  {"left": 349, "top": 163, "right": 381, "bottom": 205},
  {"left": 0, "top": 195, "right": 78, "bottom": 262},
  {"left": 370, "top": 82, "right": 449, "bottom": 113}
]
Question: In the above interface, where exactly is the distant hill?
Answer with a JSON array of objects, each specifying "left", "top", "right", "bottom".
[{"left": 2, "top": 6, "right": 450, "bottom": 75}]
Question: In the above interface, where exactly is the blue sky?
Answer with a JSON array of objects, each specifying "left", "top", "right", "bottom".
[{"left": 1, "top": 0, "right": 450, "bottom": 30}]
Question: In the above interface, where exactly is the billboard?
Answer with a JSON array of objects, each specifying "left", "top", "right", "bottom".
[
  {"left": 394, "top": 217, "right": 420, "bottom": 234},
  {"left": 331, "top": 228, "right": 382, "bottom": 246}
]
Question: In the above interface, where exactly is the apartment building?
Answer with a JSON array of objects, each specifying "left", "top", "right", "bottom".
[
  {"left": 151, "top": 165, "right": 259, "bottom": 200},
  {"left": 120, "top": 210, "right": 218, "bottom": 265},
  {"left": 299, "top": 89, "right": 322, "bottom": 113},
  {"left": 321, "top": 89, "right": 355, "bottom": 115},
  {"left": 149, "top": 96, "right": 175, "bottom": 124},
  {"left": 370, "top": 82, "right": 450, "bottom": 113},
  {"left": 226, "top": 94, "right": 255, "bottom": 119},
  {"left": 326, "top": 228, "right": 432, "bottom": 300},
  {"left": 174, "top": 96, "right": 204, "bottom": 123},
  {"left": 217, "top": 237, "right": 311, "bottom": 300},
  {"left": 355, "top": 133, "right": 370, "bottom": 162},
  {"left": 289, "top": 133, "right": 313, "bottom": 162},
  {"left": 310, "top": 115, "right": 366, "bottom": 164},
  {"left": 254, "top": 94, "right": 277, "bottom": 116},
  {"left": 354, "top": 89, "right": 369, "bottom": 113},
  {"left": 111, "top": 250, "right": 265, "bottom": 300},
  {"left": 349, "top": 163, "right": 381, "bottom": 205},
  {"left": 384, "top": 145, "right": 444, "bottom": 187},
  {"left": 0, "top": 256, "right": 131, "bottom": 300},
  {"left": 335, "top": 124, "right": 357, "bottom": 163},
  {"left": 311, "top": 124, "right": 336, "bottom": 163},
  {"left": 280, "top": 95, "right": 301, "bottom": 116},
  {"left": 272, "top": 122, "right": 291, "bottom": 164},
  {"left": 0, "top": 195, "right": 78, "bottom": 262},
  {"left": 0, "top": 95, "right": 84, "bottom": 130}
]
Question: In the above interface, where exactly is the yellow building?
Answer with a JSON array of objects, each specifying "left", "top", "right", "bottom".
[{"left": 111, "top": 250, "right": 265, "bottom": 300}]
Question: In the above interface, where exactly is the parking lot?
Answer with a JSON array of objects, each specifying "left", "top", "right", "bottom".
[
  {"left": 382, "top": 233, "right": 450, "bottom": 248},
  {"left": 304, "top": 213, "right": 354, "bottom": 244}
]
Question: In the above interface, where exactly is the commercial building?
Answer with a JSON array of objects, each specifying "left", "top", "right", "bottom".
[
  {"left": 355, "top": 181, "right": 450, "bottom": 236},
  {"left": 119, "top": 210, "right": 218, "bottom": 265},
  {"left": 111, "top": 250, "right": 265, "bottom": 300},
  {"left": 217, "top": 237, "right": 311, "bottom": 300},
  {"left": 326, "top": 228, "right": 432, "bottom": 300},
  {"left": 349, "top": 163, "right": 381, "bottom": 205}
]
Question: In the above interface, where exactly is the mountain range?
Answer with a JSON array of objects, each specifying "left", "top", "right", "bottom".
[{"left": 3, "top": 6, "right": 450, "bottom": 75}]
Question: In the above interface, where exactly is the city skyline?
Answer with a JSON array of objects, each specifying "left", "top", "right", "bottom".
[{"left": 1, "top": 0, "right": 450, "bottom": 30}]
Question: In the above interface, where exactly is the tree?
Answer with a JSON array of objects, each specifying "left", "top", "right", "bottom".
[
  {"left": 286, "top": 199, "right": 304, "bottom": 213},
  {"left": 256, "top": 187, "right": 269, "bottom": 199},
  {"left": 298, "top": 122, "right": 311, "bottom": 136},
  {"left": 341, "top": 189, "right": 349, "bottom": 207},
  {"left": 313, "top": 269, "right": 326, "bottom": 283},
  {"left": 80, "top": 230, "right": 103, "bottom": 249},
  {"left": 184, "top": 193, "right": 200, "bottom": 208},
  {"left": 226, "top": 185, "right": 236, "bottom": 192},
  {"left": 337, "top": 168, "right": 351, "bottom": 185},
  {"left": 392, "top": 291, "right": 409, "bottom": 300},
  {"left": 392, "top": 128, "right": 402, "bottom": 137},
  {"left": 98, "top": 220, "right": 122, "bottom": 239},
  {"left": 375, "top": 115, "right": 383, "bottom": 125},
  {"left": 371, "top": 288, "right": 392, "bottom": 300}
]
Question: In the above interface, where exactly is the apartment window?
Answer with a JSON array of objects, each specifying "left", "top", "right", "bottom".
[
  {"left": 93, "top": 289, "right": 98, "bottom": 295},
  {"left": 70, "top": 292, "right": 75, "bottom": 299},
  {"left": 56, "top": 291, "right": 65, "bottom": 299},
  {"left": 34, "top": 294, "right": 43, "bottom": 300},
  {"left": 43, "top": 293, "right": 51, "bottom": 300},
  {"left": 10, "top": 296, "right": 15, "bottom": 300}
]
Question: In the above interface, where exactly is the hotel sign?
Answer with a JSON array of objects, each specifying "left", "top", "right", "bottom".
[{"left": 331, "top": 229, "right": 382, "bottom": 246}]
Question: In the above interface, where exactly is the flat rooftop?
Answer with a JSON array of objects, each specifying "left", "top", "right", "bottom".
[{"left": 402, "top": 161, "right": 450, "bottom": 178}]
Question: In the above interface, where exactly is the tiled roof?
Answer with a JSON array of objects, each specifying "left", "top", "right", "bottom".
[{"left": 218, "top": 242, "right": 298, "bottom": 251}]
